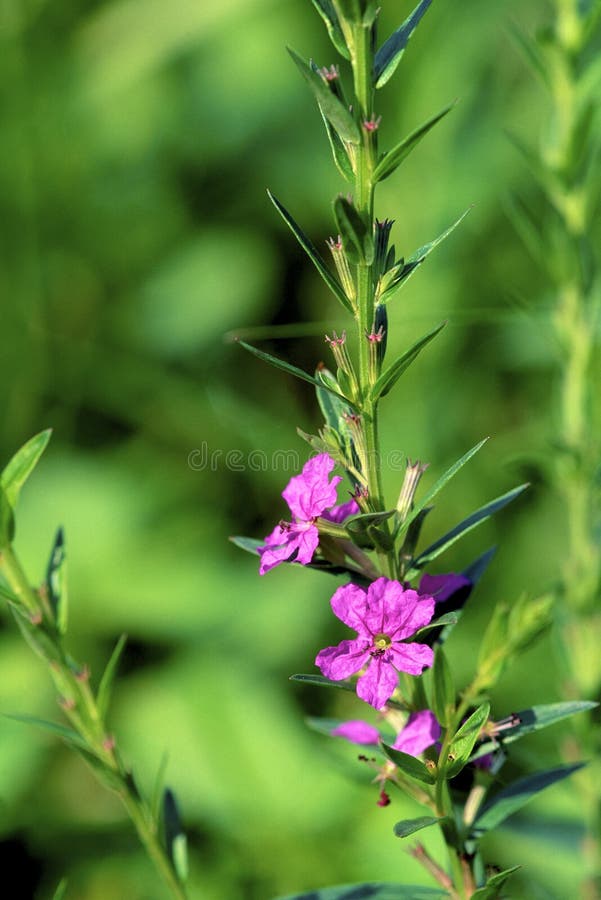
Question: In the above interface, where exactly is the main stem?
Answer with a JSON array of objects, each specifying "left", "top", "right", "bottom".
[
  {"left": 351, "top": 21, "right": 393, "bottom": 580},
  {"left": 0, "top": 545, "right": 187, "bottom": 900}
]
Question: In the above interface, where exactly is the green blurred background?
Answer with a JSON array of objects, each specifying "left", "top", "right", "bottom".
[{"left": 0, "top": 0, "right": 596, "bottom": 898}]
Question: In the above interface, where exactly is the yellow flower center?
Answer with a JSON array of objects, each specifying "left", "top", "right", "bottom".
[{"left": 373, "top": 633, "right": 391, "bottom": 651}]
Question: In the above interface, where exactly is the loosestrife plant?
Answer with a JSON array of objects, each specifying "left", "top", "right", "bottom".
[
  {"left": 510, "top": 0, "right": 601, "bottom": 892},
  {"left": 232, "top": 1, "right": 596, "bottom": 897}
]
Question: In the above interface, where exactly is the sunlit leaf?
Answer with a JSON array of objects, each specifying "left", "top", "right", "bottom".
[
  {"left": 374, "top": 0, "right": 433, "bottom": 88},
  {"left": 373, "top": 103, "right": 455, "bottom": 183}
]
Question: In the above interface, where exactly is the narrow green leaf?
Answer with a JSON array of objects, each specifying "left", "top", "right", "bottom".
[
  {"left": 374, "top": 103, "right": 455, "bottom": 183},
  {"left": 380, "top": 210, "right": 470, "bottom": 303},
  {"left": 380, "top": 743, "right": 436, "bottom": 784},
  {"left": 471, "top": 701, "right": 598, "bottom": 761},
  {"left": 445, "top": 703, "right": 490, "bottom": 779},
  {"left": 463, "top": 547, "right": 497, "bottom": 585},
  {"left": 430, "top": 646, "right": 455, "bottom": 728},
  {"left": 414, "top": 484, "right": 528, "bottom": 566},
  {"left": 317, "top": 367, "right": 352, "bottom": 429},
  {"left": 291, "top": 675, "right": 407, "bottom": 711},
  {"left": 46, "top": 527, "right": 68, "bottom": 635},
  {"left": 322, "top": 115, "right": 355, "bottom": 181},
  {"left": 51, "top": 879, "right": 68, "bottom": 900},
  {"left": 97, "top": 634, "right": 128, "bottom": 721},
  {"left": 1, "top": 429, "right": 52, "bottom": 508},
  {"left": 267, "top": 191, "right": 353, "bottom": 313},
  {"left": 508, "top": 22, "right": 551, "bottom": 89},
  {"left": 287, "top": 47, "right": 360, "bottom": 144},
  {"left": 237, "top": 340, "right": 358, "bottom": 409},
  {"left": 370, "top": 321, "right": 446, "bottom": 401},
  {"left": 472, "top": 763, "right": 585, "bottom": 835},
  {"left": 333, "top": 196, "right": 374, "bottom": 265},
  {"left": 0, "top": 485, "right": 15, "bottom": 547},
  {"left": 346, "top": 509, "right": 396, "bottom": 535},
  {"left": 151, "top": 751, "right": 170, "bottom": 822},
  {"left": 398, "top": 439, "right": 489, "bottom": 539},
  {"left": 275, "top": 885, "right": 448, "bottom": 900},
  {"left": 393, "top": 815, "right": 445, "bottom": 838},
  {"left": 229, "top": 536, "right": 262, "bottom": 556},
  {"left": 5, "top": 713, "right": 88, "bottom": 751},
  {"left": 374, "top": 0, "right": 433, "bottom": 88},
  {"left": 470, "top": 866, "right": 521, "bottom": 900},
  {"left": 311, "top": 0, "right": 350, "bottom": 58}
]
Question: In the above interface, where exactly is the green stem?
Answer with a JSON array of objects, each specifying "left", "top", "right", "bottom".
[{"left": 0, "top": 545, "right": 187, "bottom": 900}]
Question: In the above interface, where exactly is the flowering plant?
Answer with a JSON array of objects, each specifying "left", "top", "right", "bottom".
[{"left": 231, "top": 1, "right": 596, "bottom": 897}]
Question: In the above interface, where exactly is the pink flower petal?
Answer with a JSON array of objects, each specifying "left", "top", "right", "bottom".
[
  {"left": 390, "top": 641, "right": 434, "bottom": 676},
  {"left": 294, "top": 526, "right": 320, "bottom": 565},
  {"left": 331, "top": 720, "right": 380, "bottom": 745},
  {"left": 356, "top": 656, "right": 400, "bottom": 709},
  {"left": 282, "top": 454, "right": 341, "bottom": 520},
  {"left": 315, "top": 639, "right": 370, "bottom": 681},
  {"left": 393, "top": 710, "right": 441, "bottom": 756},
  {"left": 323, "top": 498, "right": 360, "bottom": 524},
  {"left": 330, "top": 583, "right": 371, "bottom": 636},
  {"left": 363, "top": 580, "right": 435, "bottom": 641},
  {"left": 258, "top": 525, "right": 318, "bottom": 574},
  {"left": 419, "top": 573, "right": 472, "bottom": 604}
]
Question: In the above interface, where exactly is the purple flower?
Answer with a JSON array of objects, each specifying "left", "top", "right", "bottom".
[
  {"left": 315, "top": 578, "right": 436, "bottom": 710},
  {"left": 392, "top": 710, "right": 441, "bottom": 755},
  {"left": 418, "top": 572, "right": 471, "bottom": 604},
  {"left": 331, "top": 710, "right": 440, "bottom": 757},
  {"left": 259, "top": 454, "right": 358, "bottom": 575}
]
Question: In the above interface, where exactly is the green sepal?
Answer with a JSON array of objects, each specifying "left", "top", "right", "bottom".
[
  {"left": 471, "top": 763, "right": 585, "bottom": 836},
  {"left": 275, "top": 884, "right": 448, "bottom": 900},
  {"left": 237, "top": 340, "right": 358, "bottom": 409},
  {"left": 5, "top": 713, "right": 89, "bottom": 751},
  {"left": 445, "top": 703, "right": 490, "bottom": 778},
  {"left": 414, "top": 483, "right": 528, "bottom": 567},
  {"left": 46, "top": 527, "right": 68, "bottom": 635},
  {"left": 374, "top": 0, "right": 432, "bottom": 88},
  {"left": 1, "top": 428, "right": 52, "bottom": 509},
  {"left": 373, "top": 103, "right": 456, "bottom": 183},
  {"left": 267, "top": 191, "right": 353, "bottom": 313},
  {"left": 333, "top": 196, "right": 374, "bottom": 265},
  {"left": 311, "top": 0, "right": 350, "bottom": 58},
  {"left": 430, "top": 646, "right": 455, "bottom": 728},
  {"left": 0, "top": 485, "right": 15, "bottom": 547},
  {"left": 470, "top": 867, "right": 520, "bottom": 900},
  {"left": 287, "top": 47, "right": 360, "bottom": 144},
  {"left": 379, "top": 210, "right": 470, "bottom": 304},
  {"left": 97, "top": 633, "right": 128, "bottom": 721},
  {"left": 163, "top": 788, "right": 188, "bottom": 883},
  {"left": 380, "top": 743, "right": 436, "bottom": 784},
  {"left": 393, "top": 816, "right": 445, "bottom": 838},
  {"left": 397, "top": 438, "right": 489, "bottom": 540},
  {"left": 370, "top": 321, "right": 446, "bottom": 401}
]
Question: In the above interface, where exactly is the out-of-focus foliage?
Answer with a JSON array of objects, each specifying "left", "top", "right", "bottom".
[{"left": 0, "top": 0, "right": 598, "bottom": 898}]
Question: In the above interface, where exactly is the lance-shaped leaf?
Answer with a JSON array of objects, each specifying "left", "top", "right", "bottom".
[
  {"left": 267, "top": 191, "right": 353, "bottom": 313},
  {"left": 413, "top": 484, "right": 528, "bottom": 567},
  {"left": 288, "top": 47, "right": 360, "bottom": 144},
  {"left": 236, "top": 340, "right": 358, "bottom": 409},
  {"left": 276, "top": 885, "right": 448, "bottom": 900},
  {"left": 370, "top": 321, "right": 446, "bottom": 401},
  {"left": 508, "top": 22, "right": 551, "bottom": 90},
  {"left": 472, "top": 763, "right": 585, "bottom": 835},
  {"left": 229, "top": 536, "right": 263, "bottom": 556},
  {"left": 311, "top": 0, "right": 350, "bottom": 58},
  {"left": 430, "top": 646, "right": 455, "bottom": 728},
  {"left": 374, "top": 0, "right": 433, "bottom": 88},
  {"left": 470, "top": 867, "right": 521, "bottom": 900},
  {"left": 380, "top": 210, "right": 470, "bottom": 304},
  {"left": 51, "top": 880, "right": 68, "bottom": 900},
  {"left": 322, "top": 114, "right": 355, "bottom": 181},
  {"left": 46, "top": 527, "right": 68, "bottom": 635},
  {"left": 470, "top": 701, "right": 598, "bottom": 761},
  {"left": 291, "top": 675, "right": 407, "bottom": 710},
  {"left": 317, "top": 367, "right": 353, "bottom": 429},
  {"left": 381, "top": 743, "right": 436, "bottom": 784},
  {"left": 1, "top": 429, "right": 52, "bottom": 509},
  {"left": 163, "top": 788, "right": 188, "bottom": 883},
  {"left": 397, "top": 438, "right": 489, "bottom": 539},
  {"left": 373, "top": 103, "right": 456, "bottom": 183},
  {"left": 445, "top": 703, "right": 490, "bottom": 778},
  {"left": 333, "top": 196, "right": 374, "bottom": 265},
  {"left": 97, "top": 633, "right": 128, "bottom": 720},
  {"left": 6, "top": 713, "right": 89, "bottom": 751},
  {"left": 393, "top": 816, "right": 446, "bottom": 838},
  {"left": 0, "top": 485, "right": 14, "bottom": 547}
]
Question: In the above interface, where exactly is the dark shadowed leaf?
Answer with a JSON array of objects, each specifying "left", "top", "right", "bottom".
[{"left": 276, "top": 883, "right": 448, "bottom": 899}]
